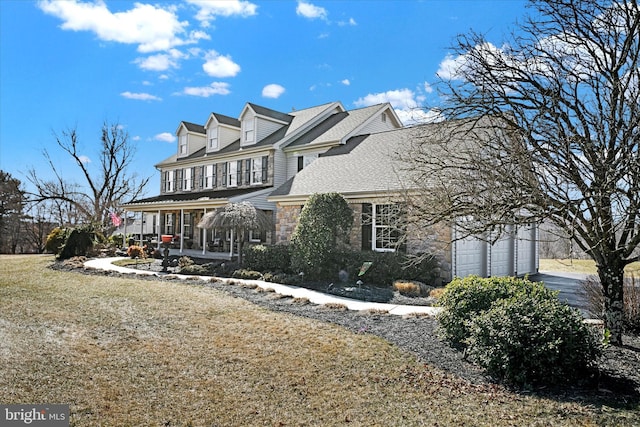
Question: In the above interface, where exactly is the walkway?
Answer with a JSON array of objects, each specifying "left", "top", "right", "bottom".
[{"left": 84, "top": 257, "right": 441, "bottom": 317}]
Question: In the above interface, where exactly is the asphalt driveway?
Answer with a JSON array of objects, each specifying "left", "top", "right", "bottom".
[{"left": 530, "top": 271, "right": 590, "bottom": 314}]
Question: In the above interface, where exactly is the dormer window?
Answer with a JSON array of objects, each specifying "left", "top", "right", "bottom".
[
  {"left": 179, "top": 135, "right": 187, "bottom": 155},
  {"left": 381, "top": 113, "right": 387, "bottom": 123},
  {"left": 208, "top": 128, "right": 218, "bottom": 150},
  {"left": 243, "top": 118, "right": 254, "bottom": 144}
]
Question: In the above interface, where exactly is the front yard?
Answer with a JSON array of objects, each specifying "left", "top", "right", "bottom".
[{"left": 1, "top": 255, "right": 638, "bottom": 426}]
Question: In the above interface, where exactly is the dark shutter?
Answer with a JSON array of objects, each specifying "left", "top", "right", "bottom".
[
  {"left": 222, "top": 162, "right": 227, "bottom": 187},
  {"left": 237, "top": 160, "right": 242, "bottom": 185},
  {"left": 262, "top": 156, "right": 268, "bottom": 182},
  {"left": 245, "top": 159, "right": 251, "bottom": 184},
  {"left": 199, "top": 166, "right": 204, "bottom": 189},
  {"left": 212, "top": 164, "right": 217, "bottom": 188},
  {"left": 361, "top": 203, "right": 373, "bottom": 251},
  {"left": 177, "top": 169, "right": 183, "bottom": 191},
  {"left": 162, "top": 171, "right": 167, "bottom": 192}
]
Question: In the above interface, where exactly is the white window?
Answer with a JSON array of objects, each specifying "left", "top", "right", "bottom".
[
  {"left": 243, "top": 118, "right": 254, "bottom": 144},
  {"left": 227, "top": 161, "right": 237, "bottom": 187},
  {"left": 204, "top": 164, "right": 216, "bottom": 189},
  {"left": 183, "top": 168, "right": 192, "bottom": 191},
  {"left": 251, "top": 157, "right": 262, "bottom": 185},
  {"left": 179, "top": 135, "right": 187, "bottom": 155},
  {"left": 208, "top": 128, "right": 218, "bottom": 150},
  {"left": 164, "top": 170, "right": 175, "bottom": 192},
  {"left": 372, "top": 204, "right": 404, "bottom": 252}
]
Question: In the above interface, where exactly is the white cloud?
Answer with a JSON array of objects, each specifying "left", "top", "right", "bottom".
[
  {"left": 187, "top": 0, "right": 258, "bottom": 27},
  {"left": 296, "top": 1, "right": 327, "bottom": 20},
  {"left": 134, "top": 49, "right": 185, "bottom": 71},
  {"left": 37, "top": 0, "right": 198, "bottom": 53},
  {"left": 78, "top": 155, "right": 91, "bottom": 164},
  {"left": 338, "top": 17, "right": 357, "bottom": 26},
  {"left": 423, "top": 82, "right": 434, "bottom": 94},
  {"left": 354, "top": 88, "right": 442, "bottom": 126},
  {"left": 154, "top": 132, "right": 176, "bottom": 143},
  {"left": 340, "top": 79, "right": 350, "bottom": 86},
  {"left": 262, "top": 84, "right": 285, "bottom": 99},
  {"left": 182, "top": 82, "right": 231, "bottom": 97},
  {"left": 132, "top": 136, "right": 141, "bottom": 141},
  {"left": 202, "top": 50, "right": 241, "bottom": 78},
  {"left": 120, "top": 91, "right": 162, "bottom": 101}
]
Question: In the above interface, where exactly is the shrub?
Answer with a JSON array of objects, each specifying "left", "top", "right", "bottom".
[
  {"left": 290, "top": 193, "right": 353, "bottom": 279},
  {"left": 393, "top": 280, "right": 433, "bottom": 297},
  {"left": 179, "top": 264, "right": 209, "bottom": 275},
  {"left": 127, "top": 245, "right": 146, "bottom": 259},
  {"left": 582, "top": 273, "right": 640, "bottom": 333},
  {"left": 45, "top": 227, "right": 67, "bottom": 255},
  {"left": 466, "top": 294, "right": 602, "bottom": 386},
  {"left": 232, "top": 269, "right": 263, "bottom": 280},
  {"left": 437, "top": 276, "right": 551, "bottom": 347},
  {"left": 178, "top": 256, "right": 194, "bottom": 268},
  {"left": 243, "top": 244, "right": 292, "bottom": 273},
  {"left": 57, "top": 225, "right": 97, "bottom": 260}
]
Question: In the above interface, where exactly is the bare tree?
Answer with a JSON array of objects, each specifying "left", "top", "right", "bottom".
[
  {"left": 407, "top": 0, "right": 639, "bottom": 345},
  {"left": 0, "top": 170, "right": 25, "bottom": 253},
  {"left": 28, "top": 122, "right": 149, "bottom": 233}
]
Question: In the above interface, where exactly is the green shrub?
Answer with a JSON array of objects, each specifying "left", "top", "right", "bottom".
[
  {"left": 291, "top": 193, "right": 353, "bottom": 279},
  {"left": 57, "top": 225, "right": 96, "bottom": 260},
  {"left": 437, "top": 276, "right": 539, "bottom": 347},
  {"left": 466, "top": 294, "right": 602, "bottom": 386},
  {"left": 45, "top": 227, "right": 67, "bottom": 255},
  {"left": 179, "top": 264, "right": 209, "bottom": 275},
  {"left": 232, "top": 269, "right": 263, "bottom": 280},
  {"left": 243, "top": 244, "right": 292, "bottom": 273}
]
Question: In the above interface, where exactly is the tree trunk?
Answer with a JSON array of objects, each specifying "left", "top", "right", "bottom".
[{"left": 598, "top": 263, "right": 625, "bottom": 346}]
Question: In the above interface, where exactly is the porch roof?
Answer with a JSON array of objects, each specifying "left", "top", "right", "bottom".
[{"left": 122, "top": 186, "right": 274, "bottom": 211}]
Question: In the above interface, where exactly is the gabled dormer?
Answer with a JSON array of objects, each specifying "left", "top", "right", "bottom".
[
  {"left": 175, "top": 121, "right": 206, "bottom": 158},
  {"left": 204, "top": 113, "right": 241, "bottom": 153},
  {"left": 238, "top": 103, "right": 293, "bottom": 147}
]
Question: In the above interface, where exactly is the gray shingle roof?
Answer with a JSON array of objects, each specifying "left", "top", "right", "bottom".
[
  {"left": 182, "top": 121, "right": 206, "bottom": 134},
  {"left": 269, "top": 127, "right": 419, "bottom": 198},
  {"left": 247, "top": 103, "right": 293, "bottom": 123},
  {"left": 212, "top": 113, "right": 241, "bottom": 127}
]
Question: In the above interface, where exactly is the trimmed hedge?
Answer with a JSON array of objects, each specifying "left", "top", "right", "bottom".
[{"left": 243, "top": 244, "right": 292, "bottom": 273}]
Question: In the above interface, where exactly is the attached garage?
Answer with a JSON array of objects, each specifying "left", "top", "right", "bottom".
[{"left": 452, "top": 224, "right": 539, "bottom": 279}]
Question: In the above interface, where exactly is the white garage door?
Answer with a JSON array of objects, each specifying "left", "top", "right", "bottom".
[
  {"left": 516, "top": 224, "right": 538, "bottom": 275},
  {"left": 454, "top": 235, "right": 487, "bottom": 278},
  {"left": 490, "top": 235, "right": 514, "bottom": 276}
]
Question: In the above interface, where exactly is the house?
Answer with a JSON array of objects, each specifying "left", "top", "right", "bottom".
[
  {"left": 268, "top": 124, "right": 539, "bottom": 284},
  {"left": 122, "top": 100, "right": 538, "bottom": 282},
  {"left": 121, "top": 101, "right": 403, "bottom": 254}
]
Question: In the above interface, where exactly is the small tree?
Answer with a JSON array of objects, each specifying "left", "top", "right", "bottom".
[
  {"left": 197, "top": 202, "right": 271, "bottom": 265},
  {"left": 0, "top": 170, "right": 25, "bottom": 253},
  {"left": 290, "top": 193, "right": 353, "bottom": 279}
]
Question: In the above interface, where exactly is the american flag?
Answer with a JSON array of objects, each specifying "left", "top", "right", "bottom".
[{"left": 109, "top": 212, "right": 122, "bottom": 227}]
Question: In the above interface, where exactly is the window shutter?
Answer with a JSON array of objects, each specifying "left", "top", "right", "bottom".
[
  {"left": 162, "top": 171, "right": 167, "bottom": 192},
  {"left": 262, "top": 156, "right": 268, "bottom": 182},
  {"left": 212, "top": 164, "right": 218, "bottom": 188},
  {"left": 222, "top": 163, "right": 227, "bottom": 186},
  {"left": 361, "top": 203, "right": 373, "bottom": 251},
  {"left": 199, "top": 166, "right": 204, "bottom": 189},
  {"left": 177, "top": 169, "right": 183, "bottom": 190},
  {"left": 245, "top": 159, "right": 251, "bottom": 184},
  {"left": 237, "top": 160, "right": 243, "bottom": 186}
]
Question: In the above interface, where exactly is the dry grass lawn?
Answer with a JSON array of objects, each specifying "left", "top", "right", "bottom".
[
  {"left": 540, "top": 258, "right": 640, "bottom": 275},
  {"left": 1, "top": 255, "right": 638, "bottom": 426}
]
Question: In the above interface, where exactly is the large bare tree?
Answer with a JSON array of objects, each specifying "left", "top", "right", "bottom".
[
  {"left": 28, "top": 122, "right": 149, "bottom": 233},
  {"left": 407, "top": 0, "right": 639, "bottom": 345}
]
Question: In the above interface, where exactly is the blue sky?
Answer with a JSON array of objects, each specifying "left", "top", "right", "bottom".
[{"left": 0, "top": 0, "right": 530, "bottom": 198}]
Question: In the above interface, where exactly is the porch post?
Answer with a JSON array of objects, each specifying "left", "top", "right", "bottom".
[
  {"left": 140, "top": 211, "right": 144, "bottom": 246},
  {"left": 180, "top": 209, "right": 185, "bottom": 253},
  {"left": 229, "top": 229, "right": 234, "bottom": 257},
  {"left": 123, "top": 212, "right": 127, "bottom": 246},
  {"left": 157, "top": 210, "right": 161, "bottom": 249},
  {"left": 202, "top": 208, "right": 207, "bottom": 255}
]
